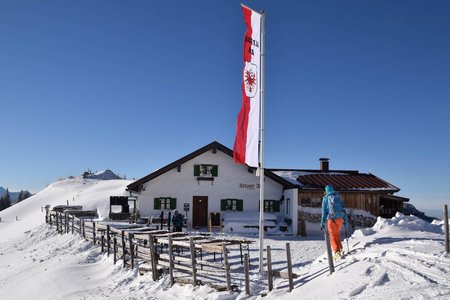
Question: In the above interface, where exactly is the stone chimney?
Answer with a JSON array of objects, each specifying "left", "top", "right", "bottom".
[{"left": 319, "top": 158, "right": 330, "bottom": 172}]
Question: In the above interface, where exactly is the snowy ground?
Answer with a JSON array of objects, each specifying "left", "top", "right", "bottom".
[{"left": 1, "top": 178, "right": 450, "bottom": 299}]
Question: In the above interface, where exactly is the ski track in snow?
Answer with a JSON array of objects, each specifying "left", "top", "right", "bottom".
[{"left": 333, "top": 241, "right": 450, "bottom": 299}]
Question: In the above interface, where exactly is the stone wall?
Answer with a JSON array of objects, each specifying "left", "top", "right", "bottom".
[{"left": 298, "top": 206, "right": 377, "bottom": 228}]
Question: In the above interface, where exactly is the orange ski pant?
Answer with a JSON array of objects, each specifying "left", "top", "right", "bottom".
[{"left": 327, "top": 218, "right": 343, "bottom": 253}]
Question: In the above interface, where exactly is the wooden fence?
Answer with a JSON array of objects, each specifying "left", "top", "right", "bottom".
[{"left": 46, "top": 209, "right": 298, "bottom": 295}]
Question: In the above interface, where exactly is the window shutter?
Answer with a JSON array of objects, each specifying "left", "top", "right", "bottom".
[
  {"left": 154, "top": 198, "right": 161, "bottom": 210},
  {"left": 237, "top": 199, "right": 243, "bottom": 211},
  {"left": 170, "top": 198, "right": 177, "bottom": 209},
  {"left": 273, "top": 200, "right": 280, "bottom": 212},
  {"left": 220, "top": 199, "right": 227, "bottom": 211},
  {"left": 194, "top": 164, "right": 200, "bottom": 176},
  {"left": 211, "top": 165, "right": 218, "bottom": 177}
]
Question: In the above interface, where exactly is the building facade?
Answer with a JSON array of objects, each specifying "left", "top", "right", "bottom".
[
  {"left": 127, "top": 143, "right": 407, "bottom": 235},
  {"left": 127, "top": 141, "right": 299, "bottom": 233}
]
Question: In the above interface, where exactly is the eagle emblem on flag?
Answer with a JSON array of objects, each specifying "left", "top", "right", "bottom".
[{"left": 243, "top": 62, "right": 258, "bottom": 98}]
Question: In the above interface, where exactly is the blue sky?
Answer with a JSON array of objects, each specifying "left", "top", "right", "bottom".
[{"left": 1, "top": 0, "right": 449, "bottom": 211}]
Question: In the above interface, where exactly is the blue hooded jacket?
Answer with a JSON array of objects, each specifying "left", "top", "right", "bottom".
[{"left": 321, "top": 185, "right": 347, "bottom": 226}]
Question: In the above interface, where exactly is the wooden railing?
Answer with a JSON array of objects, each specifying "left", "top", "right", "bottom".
[{"left": 46, "top": 209, "right": 299, "bottom": 295}]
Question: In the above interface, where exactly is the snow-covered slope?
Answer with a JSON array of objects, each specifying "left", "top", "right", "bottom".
[{"left": 0, "top": 178, "right": 131, "bottom": 243}]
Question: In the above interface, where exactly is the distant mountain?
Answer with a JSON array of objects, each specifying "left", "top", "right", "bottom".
[{"left": 85, "top": 170, "right": 123, "bottom": 180}]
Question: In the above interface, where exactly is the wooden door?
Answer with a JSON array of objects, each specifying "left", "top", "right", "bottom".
[{"left": 192, "top": 196, "right": 208, "bottom": 228}]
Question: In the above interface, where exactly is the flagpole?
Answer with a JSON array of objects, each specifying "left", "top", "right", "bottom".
[{"left": 258, "top": 9, "right": 266, "bottom": 276}]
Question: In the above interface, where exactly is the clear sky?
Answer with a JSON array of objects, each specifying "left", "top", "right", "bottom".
[{"left": 1, "top": 0, "right": 449, "bottom": 211}]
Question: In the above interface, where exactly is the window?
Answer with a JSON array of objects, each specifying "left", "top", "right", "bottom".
[
  {"left": 264, "top": 200, "right": 280, "bottom": 212},
  {"left": 154, "top": 197, "right": 176, "bottom": 210},
  {"left": 220, "top": 199, "right": 243, "bottom": 211},
  {"left": 194, "top": 164, "right": 218, "bottom": 177},
  {"left": 300, "top": 197, "right": 322, "bottom": 208}
]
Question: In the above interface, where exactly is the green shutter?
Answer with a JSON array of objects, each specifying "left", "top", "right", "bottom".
[
  {"left": 154, "top": 198, "right": 161, "bottom": 210},
  {"left": 273, "top": 200, "right": 280, "bottom": 212},
  {"left": 194, "top": 164, "right": 200, "bottom": 176},
  {"left": 221, "top": 199, "right": 227, "bottom": 211},
  {"left": 237, "top": 199, "right": 243, "bottom": 211},
  {"left": 211, "top": 165, "right": 218, "bottom": 177},
  {"left": 170, "top": 198, "right": 177, "bottom": 209}
]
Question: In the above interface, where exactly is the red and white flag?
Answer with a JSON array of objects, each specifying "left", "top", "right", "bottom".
[{"left": 233, "top": 5, "right": 261, "bottom": 168}]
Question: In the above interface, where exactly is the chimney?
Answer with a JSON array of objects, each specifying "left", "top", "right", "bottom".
[{"left": 319, "top": 158, "right": 329, "bottom": 172}]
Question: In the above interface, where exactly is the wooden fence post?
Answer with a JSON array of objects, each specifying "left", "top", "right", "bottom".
[
  {"left": 244, "top": 253, "right": 250, "bottom": 295},
  {"left": 160, "top": 211, "right": 164, "bottom": 230},
  {"left": 129, "top": 232, "right": 134, "bottom": 269},
  {"left": 82, "top": 219, "right": 86, "bottom": 239},
  {"left": 222, "top": 243, "right": 231, "bottom": 291},
  {"left": 267, "top": 245, "right": 273, "bottom": 291},
  {"left": 71, "top": 216, "right": 74, "bottom": 234},
  {"left": 61, "top": 213, "right": 64, "bottom": 234},
  {"left": 101, "top": 235, "right": 105, "bottom": 253},
  {"left": 168, "top": 211, "right": 172, "bottom": 231},
  {"left": 444, "top": 204, "right": 449, "bottom": 254},
  {"left": 93, "top": 222, "right": 96, "bottom": 244},
  {"left": 107, "top": 225, "right": 111, "bottom": 257},
  {"left": 113, "top": 237, "right": 117, "bottom": 264},
  {"left": 49, "top": 211, "right": 53, "bottom": 226},
  {"left": 55, "top": 212, "right": 59, "bottom": 232},
  {"left": 168, "top": 235, "right": 174, "bottom": 286},
  {"left": 149, "top": 234, "right": 158, "bottom": 281},
  {"left": 189, "top": 237, "right": 197, "bottom": 286},
  {"left": 122, "top": 231, "right": 126, "bottom": 268},
  {"left": 45, "top": 206, "right": 49, "bottom": 224},
  {"left": 286, "top": 243, "right": 294, "bottom": 292},
  {"left": 64, "top": 213, "right": 67, "bottom": 234}
]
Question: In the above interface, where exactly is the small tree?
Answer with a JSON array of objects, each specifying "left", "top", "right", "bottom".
[
  {"left": 0, "top": 188, "right": 11, "bottom": 211},
  {"left": 17, "top": 190, "right": 24, "bottom": 202}
]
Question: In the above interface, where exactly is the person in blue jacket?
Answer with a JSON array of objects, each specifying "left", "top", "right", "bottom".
[
  {"left": 321, "top": 185, "right": 347, "bottom": 257},
  {"left": 172, "top": 210, "right": 184, "bottom": 232}
]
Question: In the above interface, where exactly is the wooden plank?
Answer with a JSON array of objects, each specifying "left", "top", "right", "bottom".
[
  {"left": 201, "top": 243, "right": 223, "bottom": 253},
  {"left": 159, "top": 254, "right": 224, "bottom": 269},
  {"left": 158, "top": 260, "right": 224, "bottom": 277}
]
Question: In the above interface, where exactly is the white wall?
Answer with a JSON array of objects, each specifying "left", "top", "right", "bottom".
[
  {"left": 137, "top": 149, "right": 285, "bottom": 224},
  {"left": 283, "top": 188, "right": 298, "bottom": 235}
]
